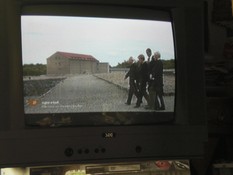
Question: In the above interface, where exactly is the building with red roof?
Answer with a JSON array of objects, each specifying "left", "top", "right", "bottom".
[{"left": 47, "top": 51, "right": 109, "bottom": 75}]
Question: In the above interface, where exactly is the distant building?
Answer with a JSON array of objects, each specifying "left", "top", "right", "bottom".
[
  {"left": 47, "top": 51, "right": 109, "bottom": 75},
  {"left": 109, "top": 67, "right": 129, "bottom": 73},
  {"left": 97, "top": 62, "right": 110, "bottom": 74}
]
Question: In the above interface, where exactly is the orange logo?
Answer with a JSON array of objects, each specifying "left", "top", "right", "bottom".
[{"left": 27, "top": 99, "right": 40, "bottom": 106}]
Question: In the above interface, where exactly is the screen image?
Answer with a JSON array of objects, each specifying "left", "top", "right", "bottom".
[{"left": 21, "top": 15, "right": 175, "bottom": 126}]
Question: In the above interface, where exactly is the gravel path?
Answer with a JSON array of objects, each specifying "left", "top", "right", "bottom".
[{"left": 24, "top": 74, "right": 175, "bottom": 114}]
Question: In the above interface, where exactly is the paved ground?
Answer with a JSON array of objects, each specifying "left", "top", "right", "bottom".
[{"left": 25, "top": 74, "right": 174, "bottom": 114}]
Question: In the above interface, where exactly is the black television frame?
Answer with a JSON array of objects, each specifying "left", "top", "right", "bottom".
[{"left": 0, "top": 0, "right": 207, "bottom": 168}]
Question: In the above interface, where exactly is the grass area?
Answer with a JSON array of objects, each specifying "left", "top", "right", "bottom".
[{"left": 24, "top": 78, "right": 65, "bottom": 96}]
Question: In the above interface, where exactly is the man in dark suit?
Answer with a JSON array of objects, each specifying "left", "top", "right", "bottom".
[
  {"left": 145, "top": 48, "right": 156, "bottom": 109},
  {"left": 135, "top": 54, "right": 149, "bottom": 108},
  {"left": 124, "top": 57, "right": 139, "bottom": 105},
  {"left": 150, "top": 51, "right": 165, "bottom": 110}
]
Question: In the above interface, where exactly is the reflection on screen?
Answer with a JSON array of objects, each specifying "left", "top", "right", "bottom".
[{"left": 21, "top": 16, "right": 175, "bottom": 119}]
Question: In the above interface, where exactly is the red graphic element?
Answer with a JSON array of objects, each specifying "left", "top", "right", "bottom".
[{"left": 155, "top": 161, "right": 171, "bottom": 170}]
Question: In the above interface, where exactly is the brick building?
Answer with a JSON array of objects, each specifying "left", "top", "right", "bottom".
[{"left": 47, "top": 51, "right": 109, "bottom": 75}]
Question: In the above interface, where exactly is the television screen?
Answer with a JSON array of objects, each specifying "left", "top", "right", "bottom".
[{"left": 21, "top": 15, "right": 175, "bottom": 127}]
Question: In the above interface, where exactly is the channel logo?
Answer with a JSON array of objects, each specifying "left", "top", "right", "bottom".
[{"left": 26, "top": 99, "right": 40, "bottom": 106}]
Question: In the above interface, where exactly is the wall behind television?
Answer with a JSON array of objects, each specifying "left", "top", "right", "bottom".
[{"left": 206, "top": 0, "right": 231, "bottom": 59}]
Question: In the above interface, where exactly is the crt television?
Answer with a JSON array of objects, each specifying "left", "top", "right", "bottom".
[{"left": 0, "top": 0, "right": 207, "bottom": 167}]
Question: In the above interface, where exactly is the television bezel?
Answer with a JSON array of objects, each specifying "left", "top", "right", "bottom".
[{"left": 0, "top": 0, "right": 207, "bottom": 168}]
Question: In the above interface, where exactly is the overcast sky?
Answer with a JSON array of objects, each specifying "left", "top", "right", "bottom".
[{"left": 21, "top": 16, "right": 175, "bottom": 67}]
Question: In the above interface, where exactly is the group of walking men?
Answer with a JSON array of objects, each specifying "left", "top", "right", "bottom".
[{"left": 124, "top": 48, "right": 165, "bottom": 110}]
